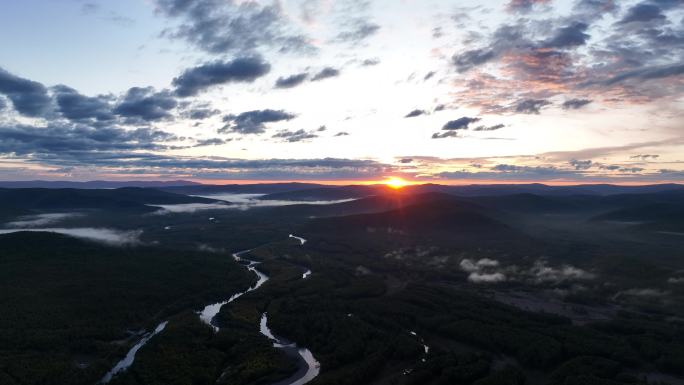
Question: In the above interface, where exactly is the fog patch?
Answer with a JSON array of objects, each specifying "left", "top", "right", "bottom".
[
  {"left": 460, "top": 258, "right": 506, "bottom": 283},
  {"left": 0, "top": 228, "right": 142, "bottom": 246},
  {"left": 618, "top": 288, "right": 670, "bottom": 298},
  {"left": 193, "top": 193, "right": 355, "bottom": 210},
  {"left": 469, "top": 272, "right": 507, "bottom": 283},
  {"left": 668, "top": 277, "right": 684, "bottom": 284},
  {"left": 151, "top": 202, "right": 232, "bottom": 214},
  {"left": 5, "top": 213, "right": 83, "bottom": 228},
  {"left": 529, "top": 261, "right": 595, "bottom": 284},
  {"left": 197, "top": 243, "right": 224, "bottom": 253},
  {"left": 460, "top": 258, "right": 594, "bottom": 285}
]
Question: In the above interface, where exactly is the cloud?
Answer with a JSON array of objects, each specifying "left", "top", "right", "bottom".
[
  {"left": 515, "top": 99, "right": 551, "bottom": 114},
  {"left": 335, "top": 20, "right": 380, "bottom": 44},
  {"left": 460, "top": 258, "right": 500, "bottom": 272},
  {"left": 183, "top": 106, "right": 220, "bottom": 120},
  {"left": 630, "top": 154, "right": 659, "bottom": 160},
  {"left": 0, "top": 122, "right": 176, "bottom": 155},
  {"left": 0, "top": 228, "right": 142, "bottom": 246},
  {"left": 405, "top": 109, "right": 426, "bottom": 118},
  {"left": 469, "top": 272, "right": 507, "bottom": 283},
  {"left": 152, "top": 202, "right": 232, "bottom": 214},
  {"left": 275, "top": 72, "right": 308, "bottom": 89},
  {"left": 506, "top": 0, "right": 550, "bottom": 13},
  {"left": 173, "top": 57, "right": 271, "bottom": 97},
  {"left": 460, "top": 258, "right": 506, "bottom": 283},
  {"left": 272, "top": 129, "right": 318, "bottom": 142},
  {"left": 529, "top": 260, "right": 595, "bottom": 284},
  {"left": 0, "top": 67, "right": 52, "bottom": 117},
  {"left": 619, "top": 3, "right": 666, "bottom": 24},
  {"left": 155, "top": 0, "right": 312, "bottom": 54},
  {"left": 334, "top": 131, "right": 350, "bottom": 137},
  {"left": 311, "top": 67, "right": 340, "bottom": 81},
  {"left": 361, "top": 58, "right": 380, "bottom": 66},
  {"left": 569, "top": 159, "right": 593, "bottom": 170},
  {"left": 194, "top": 138, "right": 228, "bottom": 147},
  {"left": 221, "top": 109, "right": 296, "bottom": 134},
  {"left": 52, "top": 85, "right": 114, "bottom": 122},
  {"left": 4, "top": 213, "right": 83, "bottom": 228},
  {"left": 473, "top": 124, "right": 505, "bottom": 131},
  {"left": 618, "top": 288, "right": 669, "bottom": 298},
  {"left": 452, "top": 48, "right": 497, "bottom": 72},
  {"left": 113, "top": 87, "right": 177, "bottom": 121},
  {"left": 602, "top": 63, "right": 684, "bottom": 86},
  {"left": 543, "top": 22, "right": 590, "bottom": 48},
  {"left": 562, "top": 98, "right": 592, "bottom": 109},
  {"left": 443, "top": 117, "right": 481, "bottom": 130},
  {"left": 432, "top": 131, "right": 461, "bottom": 139}
]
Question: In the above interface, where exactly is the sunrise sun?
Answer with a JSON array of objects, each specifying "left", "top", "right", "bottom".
[{"left": 383, "top": 177, "right": 409, "bottom": 189}]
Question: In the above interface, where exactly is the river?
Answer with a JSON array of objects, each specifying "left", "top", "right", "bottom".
[{"left": 100, "top": 235, "right": 319, "bottom": 385}]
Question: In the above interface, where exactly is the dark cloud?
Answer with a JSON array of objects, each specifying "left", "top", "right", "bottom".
[
  {"left": 599, "top": 164, "right": 645, "bottom": 173},
  {"left": 543, "top": 22, "right": 590, "bottom": 48},
  {"left": 0, "top": 67, "right": 52, "bottom": 117},
  {"left": 275, "top": 72, "right": 308, "bottom": 89},
  {"left": 515, "top": 99, "right": 551, "bottom": 114},
  {"left": 334, "top": 131, "right": 350, "bottom": 137},
  {"left": 316, "top": 125, "right": 327, "bottom": 132},
  {"left": 619, "top": 3, "right": 666, "bottom": 24},
  {"left": 336, "top": 20, "right": 380, "bottom": 43},
  {"left": 155, "top": 0, "right": 313, "bottom": 54},
  {"left": 506, "top": 0, "right": 550, "bottom": 13},
  {"left": 442, "top": 117, "right": 481, "bottom": 130},
  {"left": 272, "top": 129, "right": 318, "bottom": 142},
  {"left": 630, "top": 154, "right": 659, "bottom": 160},
  {"left": 361, "top": 58, "right": 380, "bottom": 66},
  {"left": 113, "top": 87, "right": 177, "bottom": 121},
  {"left": 185, "top": 107, "right": 220, "bottom": 120},
  {"left": 194, "top": 138, "right": 228, "bottom": 147},
  {"left": 562, "top": 98, "right": 592, "bottom": 109},
  {"left": 432, "top": 131, "right": 460, "bottom": 139},
  {"left": 424, "top": 71, "right": 436, "bottom": 81},
  {"left": 434, "top": 104, "right": 446, "bottom": 112},
  {"left": 399, "top": 158, "right": 413, "bottom": 164},
  {"left": 452, "top": 49, "right": 496, "bottom": 72},
  {"left": 221, "top": 109, "right": 296, "bottom": 134},
  {"left": 311, "top": 67, "right": 340, "bottom": 81},
  {"left": 493, "top": 164, "right": 559, "bottom": 174},
  {"left": 569, "top": 159, "right": 593, "bottom": 170},
  {"left": 52, "top": 85, "right": 114, "bottom": 122},
  {"left": 473, "top": 124, "right": 505, "bottom": 131},
  {"left": 173, "top": 57, "right": 271, "bottom": 97},
  {"left": 405, "top": 109, "right": 427, "bottom": 118},
  {"left": 0, "top": 122, "right": 176, "bottom": 156},
  {"left": 603, "top": 63, "right": 684, "bottom": 85}
]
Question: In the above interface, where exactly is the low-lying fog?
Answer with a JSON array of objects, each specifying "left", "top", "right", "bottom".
[
  {"left": 151, "top": 193, "right": 355, "bottom": 213},
  {"left": 199, "top": 193, "right": 355, "bottom": 208},
  {"left": 5, "top": 213, "right": 83, "bottom": 228},
  {"left": 0, "top": 228, "right": 142, "bottom": 245}
]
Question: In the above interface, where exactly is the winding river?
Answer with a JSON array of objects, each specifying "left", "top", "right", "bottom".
[{"left": 100, "top": 234, "right": 319, "bottom": 385}]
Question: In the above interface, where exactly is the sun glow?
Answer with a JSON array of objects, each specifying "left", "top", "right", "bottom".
[{"left": 383, "top": 177, "right": 410, "bottom": 189}]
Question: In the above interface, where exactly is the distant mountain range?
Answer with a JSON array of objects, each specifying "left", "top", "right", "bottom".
[
  {"left": 0, "top": 180, "right": 200, "bottom": 189},
  {"left": 0, "top": 187, "right": 218, "bottom": 213},
  {"left": 257, "top": 183, "right": 684, "bottom": 201},
  {"left": 2, "top": 181, "right": 681, "bottom": 197}
]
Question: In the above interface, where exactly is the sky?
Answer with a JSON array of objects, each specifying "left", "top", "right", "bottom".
[{"left": 0, "top": 0, "right": 682, "bottom": 184}]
